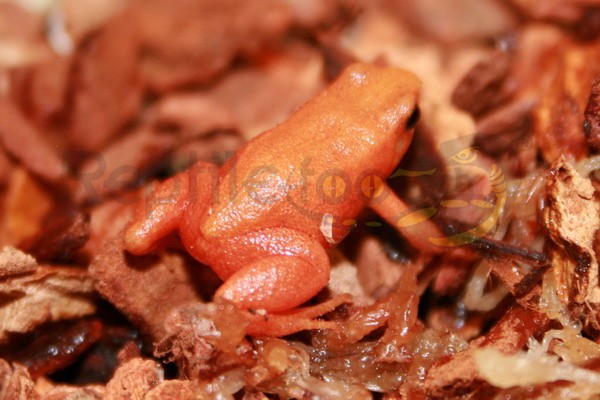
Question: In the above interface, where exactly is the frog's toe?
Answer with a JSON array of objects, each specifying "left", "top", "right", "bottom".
[{"left": 243, "top": 294, "right": 352, "bottom": 336}]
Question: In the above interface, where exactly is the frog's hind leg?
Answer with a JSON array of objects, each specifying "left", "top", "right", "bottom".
[
  {"left": 215, "top": 228, "right": 330, "bottom": 311},
  {"left": 213, "top": 228, "right": 349, "bottom": 336},
  {"left": 124, "top": 162, "right": 218, "bottom": 254}
]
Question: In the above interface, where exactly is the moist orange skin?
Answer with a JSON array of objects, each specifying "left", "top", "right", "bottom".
[{"left": 124, "top": 63, "right": 441, "bottom": 336}]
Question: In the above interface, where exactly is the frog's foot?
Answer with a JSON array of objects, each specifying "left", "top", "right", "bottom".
[{"left": 243, "top": 294, "right": 353, "bottom": 337}]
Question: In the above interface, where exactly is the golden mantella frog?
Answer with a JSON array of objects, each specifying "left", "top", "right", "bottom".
[{"left": 124, "top": 63, "right": 442, "bottom": 336}]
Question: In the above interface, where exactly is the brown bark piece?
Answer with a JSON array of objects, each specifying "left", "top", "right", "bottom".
[
  {"left": 425, "top": 304, "right": 549, "bottom": 398},
  {"left": 89, "top": 236, "right": 201, "bottom": 341},
  {"left": 352, "top": 236, "right": 404, "bottom": 301},
  {"left": 144, "top": 380, "right": 196, "bottom": 400},
  {"left": 104, "top": 357, "right": 163, "bottom": 400},
  {"left": 133, "top": 0, "right": 293, "bottom": 92},
  {"left": 0, "top": 246, "right": 36, "bottom": 278},
  {"left": 452, "top": 51, "right": 512, "bottom": 117},
  {"left": 149, "top": 94, "right": 237, "bottom": 138},
  {"left": 474, "top": 98, "right": 535, "bottom": 156},
  {"left": 0, "top": 2, "right": 49, "bottom": 69},
  {"left": 26, "top": 55, "right": 72, "bottom": 123},
  {"left": 0, "top": 100, "right": 64, "bottom": 182},
  {"left": 196, "top": 42, "right": 325, "bottom": 139},
  {"left": 154, "top": 301, "right": 250, "bottom": 381},
  {"left": 41, "top": 385, "right": 104, "bottom": 400},
  {"left": 0, "top": 359, "right": 39, "bottom": 400},
  {"left": 75, "top": 128, "right": 176, "bottom": 203},
  {"left": 510, "top": 0, "right": 600, "bottom": 23},
  {"left": 1, "top": 167, "right": 54, "bottom": 247},
  {"left": 25, "top": 212, "right": 90, "bottom": 263},
  {"left": 9, "top": 319, "right": 103, "bottom": 379},
  {"left": 531, "top": 35, "right": 600, "bottom": 163},
  {"left": 390, "top": 0, "right": 518, "bottom": 43},
  {"left": 0, "top": 249, "right": 96, "bottom": 342},
  {"left": 543, "top": 157, "right": 600, "bottom": 333},
  {"left": 68, "top": 5, "right": 142, "bottom": 152},
  {"left": 584, "top": 76, "right": 600, "bottom": 153},
  {"left": 83, "top": 196, "right": 137, "bottom": 258}
]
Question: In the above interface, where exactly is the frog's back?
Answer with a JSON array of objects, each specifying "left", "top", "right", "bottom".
[{"left": 202, "top": 63, "right": 421, "bottom": 242}]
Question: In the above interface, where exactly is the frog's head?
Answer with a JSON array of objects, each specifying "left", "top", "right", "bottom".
[{"left": 335, "top": 63, "right": 421, "bottom": 168}]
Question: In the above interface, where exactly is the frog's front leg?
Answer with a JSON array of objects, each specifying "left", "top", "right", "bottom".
[
  {"left": 124, "top": 162, "right": 218, "bottom": 254},
  {"left": 370, "top": 183, "right": 444, "bottom": 254}
]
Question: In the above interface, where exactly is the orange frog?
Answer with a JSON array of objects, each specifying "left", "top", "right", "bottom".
[{"left": 124, "top": 63, "right": 442, "bottom": 336}]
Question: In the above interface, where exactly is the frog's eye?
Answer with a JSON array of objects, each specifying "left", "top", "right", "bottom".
[
  {"left": 450, "top": 147, "right": 478, "bottom": 164},
  {"left": 405, "top": 106, "right": 421, "bottom": 130}
]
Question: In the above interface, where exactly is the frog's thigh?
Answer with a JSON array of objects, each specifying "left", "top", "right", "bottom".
[{"left": 214, "top": 229, "right": 330, "bottom": 312}]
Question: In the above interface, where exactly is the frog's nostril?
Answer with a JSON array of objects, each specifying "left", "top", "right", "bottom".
[{"left": 405, "top": 107, "right": 421, "bottom": 130}]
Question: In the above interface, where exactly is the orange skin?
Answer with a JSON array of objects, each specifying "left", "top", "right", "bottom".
[{"left": 124, "top": 63, "right": 442, "bottom": 336}]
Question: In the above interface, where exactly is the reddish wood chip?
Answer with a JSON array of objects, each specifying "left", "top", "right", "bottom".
[
  {"left": 510, "top": 0, "right": 599, "bottom": 24},
  {"left": 0, "top": 247, "right": 96, "bottom": 342},
  {"left": 145, "top": 380, "right": 196, "bottom": 400},
  {"left": 83, "top": 196, "right": 138, "bottom": 258},
  {"left": 68, "top": 5, "right": 143, "bottom": 153},
  {"left": 40, "top": 385, "right": 104, "bottom": 400},
  {"left": 0, "top": 2, "right": 49, "bottom": 68},
  {"left": 133, "top": 0, "right": 293, "bottom": 92},
  {"left": 474, "top": 98, "right": 535, "bottom": 156},
  {"left": 25, "top": 55, "right": 72, "bottom": 123},
  {"left": 389, "top": 0, "right": 518, "bottom": 43},
  {"left": 104, "top": 357, "right": 163, "bottom": 400},
  {"left": 531, "top": 35, "right": 600, "bottom": 163},
  {"left": 76, "top": 128, "right": 176, "bottom": 203},
  {"left": 7, "top": 319, "right": 103, "bottom": 379},
  {"left": 584, "top": 75, "right": 600, "bottom": 153},
  {"left": 1, "top": 167, "right": 55, "bottom": 247},
  {"left": 0, "top": 246, "right": 36, "bottom": 278},
  {"left": 452, "top": 51, "right": 513, "bottom": 117},
  {"left": 425, "top": 304, "right": 550, "bottom": 398},
  {"left": 89, "top": 235, "right": 201, "bottom": 341},
  {"left": 0, "top": 149, "right": 12, "bottom": 187},
  {"left": 0, "top": 100, "right": 64, "bottom": 182},
  {"left": 25, "top": 211, "right": 90, "bottom": 263},
  {"left": 0, "top": 359, "right": 39, "bottom": 400},
  {"left": 154, "top": 301, "right": 251, "bottom": 380},
  {"left": 543, "top": 157, "right": 600, "bottom": 334}
]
